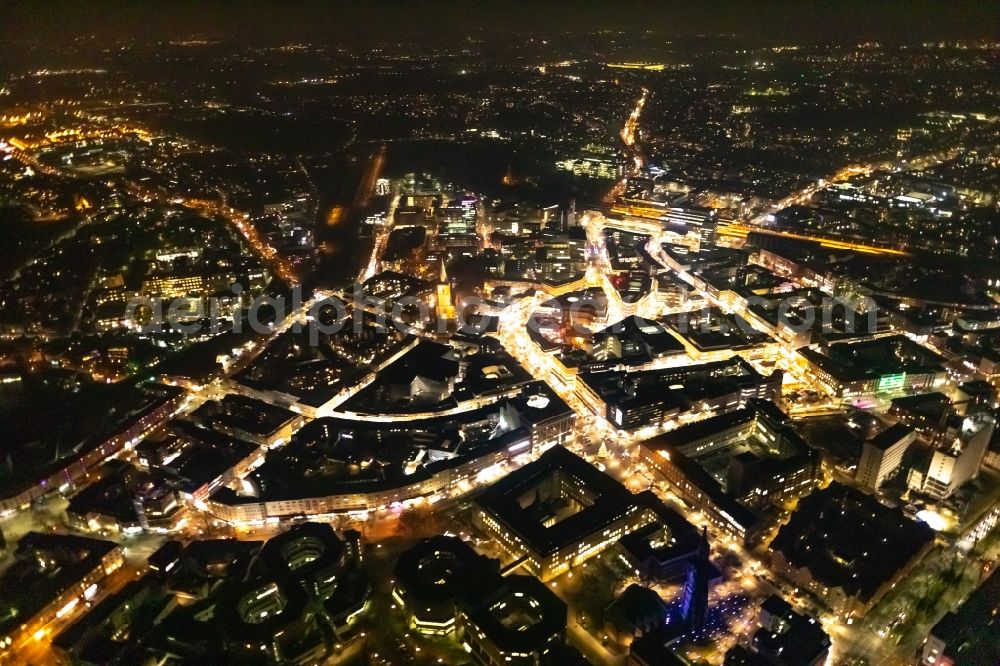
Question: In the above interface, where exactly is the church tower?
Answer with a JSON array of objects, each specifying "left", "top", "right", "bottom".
[{"left": 435, "top": 259, "right": 456, "bottom": 324}]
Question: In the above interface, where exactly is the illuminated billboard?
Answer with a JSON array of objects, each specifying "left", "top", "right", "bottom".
[{"left": 877, "top": 373, "right": 906, "bottom": 392}]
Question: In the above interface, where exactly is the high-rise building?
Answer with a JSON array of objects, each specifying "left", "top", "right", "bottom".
[
  {"left": 856, "top": 423, "right": 915, "bottom": 490},
  {"left": 909, "top": 414, "right": 995, "bottom": 500}
]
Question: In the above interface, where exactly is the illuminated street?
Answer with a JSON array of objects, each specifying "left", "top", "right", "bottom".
[{"left": 2, "top": 5, "right": 1000, "bottom": 666}]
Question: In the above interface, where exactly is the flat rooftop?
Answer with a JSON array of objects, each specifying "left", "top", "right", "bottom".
[
  {"left": 800, "top": 335, "right": 944, "bottom": 383},
  {"left": 464, "top": 575, "right": 566, "bottom": 655},
  {"left": 475, "top": 445, "right": 637, "bottom": 557},
  {"left": 206, "top": 394, "right": 299, "bottom": 437},
  {"left": 868, "top": 423, "right": 915, "bottom": 451},
  {"left": 641, "top": 401, "right": 817, "bottom": 532},
  {"left": 580, "top": 355, "right": 776, "bottom": 409},
  {"left": 663, "top": 308, "right": 773, "bottom": 352}
]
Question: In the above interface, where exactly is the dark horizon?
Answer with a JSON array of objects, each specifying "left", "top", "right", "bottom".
[{"left": 3, "top": 0, "right": 999, "bottom": 46}]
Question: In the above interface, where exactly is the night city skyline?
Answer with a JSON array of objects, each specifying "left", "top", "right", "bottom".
[{"left": 0, "top": 2, "right": 999, "bottom": 666}]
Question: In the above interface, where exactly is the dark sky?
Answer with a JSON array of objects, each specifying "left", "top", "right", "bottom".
[{"left": 2, "top": 0, "right": 998, "bottom": 45}]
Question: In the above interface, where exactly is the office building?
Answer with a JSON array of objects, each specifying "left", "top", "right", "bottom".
[
  {"left": 908, "top": 414, "right": 995, "bottom": 500},
  {"left": 393, "top": 535, "right": 502, "bottom": 636},
  {"left": 393, "top": 536, "right": 570, "bottom": 665},
  {"left": 461, "top": 575, "right": 567, "bottom": 666},
  {"left": 640, "top": 401, "right": 821, "bottom": 543},
  {"left": 474, "top": 446, "right": 692, "bottom": 581},
  {"left": 856, "top": 423, "right": 916, "bottom": 490},
  {"left": 578, "top": 356, "right": 782, "bottom": 432}
]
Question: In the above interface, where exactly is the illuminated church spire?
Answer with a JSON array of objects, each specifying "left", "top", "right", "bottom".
[{"left": 436, "top": 258, "right": 456, "bottom": 323}]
